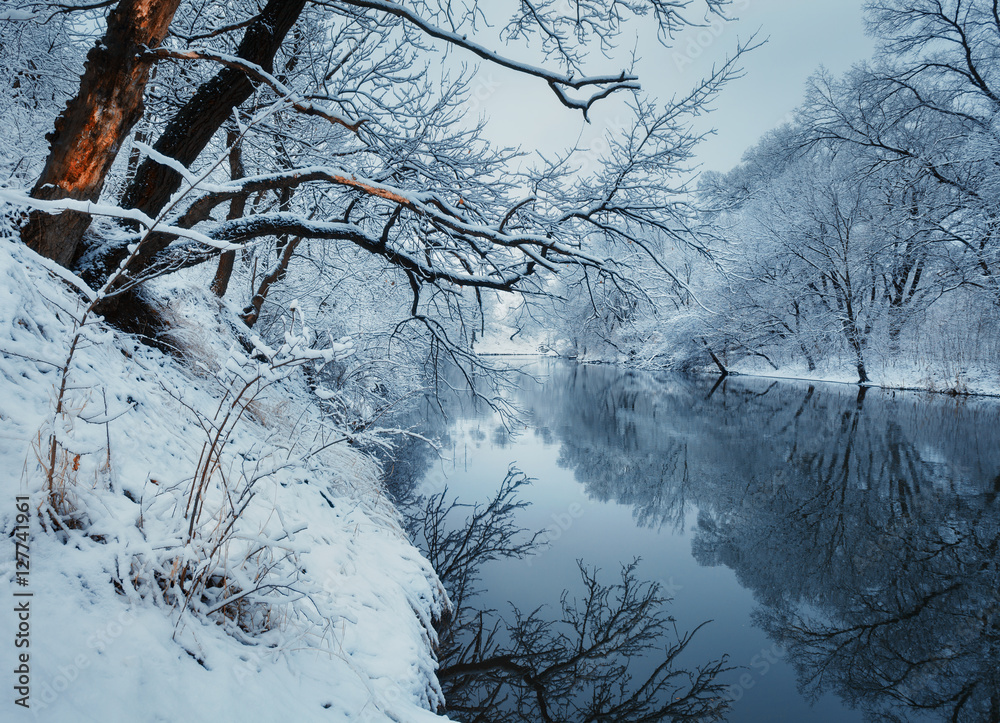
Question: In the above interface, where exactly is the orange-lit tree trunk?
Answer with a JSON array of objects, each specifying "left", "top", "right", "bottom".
[
  {"left": 71, "top": 0, "right": 307, "bottom": 290},
  {"left": 20, "top": 0, "right": 182, "bottom": 268}
]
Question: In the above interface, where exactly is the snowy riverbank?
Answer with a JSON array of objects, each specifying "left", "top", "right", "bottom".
[
  {"left": 0, "top": 237, "right": 451, "bottom": 722},
  {"left": 557, "top": 349, "right": 1000, "bottom": 399}
]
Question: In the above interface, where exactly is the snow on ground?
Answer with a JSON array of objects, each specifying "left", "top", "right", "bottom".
[
  {"left": 562, "top": 343, "right": 1000, "bottom": 398},
  {"left": 0, "top": 235, "right": 451, "bottom": 722},
  {"left": 474, "top": 330, "right": 559, "bottom": 357},
  {"left": 712, "top": 355, "right": 1000, "bottom": 398}
]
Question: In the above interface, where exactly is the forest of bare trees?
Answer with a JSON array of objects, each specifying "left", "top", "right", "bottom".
[
  {"left": 2, "top": 0, "right": 750, "bottom": 412},
  {"left": 539, "top": 0, "right": 1000, "bottom": 390}
]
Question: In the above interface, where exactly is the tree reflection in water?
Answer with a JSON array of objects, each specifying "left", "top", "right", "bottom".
[
  {"left": 372, "top": 388, "right": 733, "bottom": 721},
  {"left": 404, "top": 469, "right": 733, "bottom": 722},
  {"left": 519, "top": 364, "right": 1000, "bottom": 722}
]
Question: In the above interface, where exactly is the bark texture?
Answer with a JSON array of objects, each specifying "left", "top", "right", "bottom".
[
  {"left": 119, "top": 0, "right": 307, "bottom": 222},
  {"left": 210, "top": 131, "right": 247, "bottom": 298},
  {"left": 241, "top": 235, "right": 301, "bottom": 328},
  {"left": 21, "top": 0, "right": 182, "bottom": 267},
  {"left": 82, "top": 0, "right": 308, "bottom": 292}
]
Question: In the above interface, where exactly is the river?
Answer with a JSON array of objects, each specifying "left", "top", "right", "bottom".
[{"left": 392, "top": 360, "right": 1000, "bottom": 722}]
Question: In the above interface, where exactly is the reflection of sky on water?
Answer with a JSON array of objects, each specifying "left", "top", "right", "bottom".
[{"left": 403, "top": 361, "right": 1000, "bottom": 722}]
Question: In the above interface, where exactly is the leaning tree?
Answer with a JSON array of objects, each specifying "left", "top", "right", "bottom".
[{"left": 6, "top": 0, "right": 749, "bottom": 347}]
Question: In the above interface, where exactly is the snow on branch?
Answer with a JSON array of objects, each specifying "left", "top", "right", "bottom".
[
  {"left": 327, "top": 0, "right": 646, "bottom": 119},
  {"left": 142, "top": 47, "right": 366, "bottom": 132},
  {"left": 0, "top": 188, "right": 239, "bottom": 252}
]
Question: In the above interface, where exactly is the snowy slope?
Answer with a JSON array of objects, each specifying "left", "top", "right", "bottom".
[{"left": 0, "top": 233, "right": 451, "bottom": 722}]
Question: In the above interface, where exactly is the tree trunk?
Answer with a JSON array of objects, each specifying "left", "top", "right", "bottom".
[
  {"left": 119, "top": 0, "right": 307, "bottom": 221},
  {"left": 856, "top": 359, "right": 870, "bottom": 385},
  {"left": 20, "top": 0, "right": 182, "bottom": 267},
  {"left": 77, "top": 0, "right": 309, "bottom": 292},
  {"left": 849, "top": 329, "right": 870, "bottom": 384},
  {"left": 699, "top": 338, "right": 729, "bottom": 377},
  {"left": 887, "top": 311, "right": 903, "bottom": 357},
  {"left": 210, "top": 131, "right": 247, "bottom": 298},
  {"left": 241, "top": 236, "right": 302, "bottom": 328},
  {"left": 798, "top": 342, "right": 817, "bottom": 372}
]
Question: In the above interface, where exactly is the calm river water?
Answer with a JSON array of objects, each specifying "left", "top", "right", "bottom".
[{"left": 395, "top": 360, "right": 1000, "bottom": 722}]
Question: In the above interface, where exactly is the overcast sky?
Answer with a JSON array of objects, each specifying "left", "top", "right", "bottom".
[{"left": 472, "top": 0, "right": 876, "bottom": 175}]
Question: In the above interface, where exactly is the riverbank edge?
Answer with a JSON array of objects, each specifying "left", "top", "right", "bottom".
[
  {"left": 477, "top": 351, "right": 1000, "bottom": 400},
  {"left": 0, "top": 236, "right": 451, "bottom": 722}
]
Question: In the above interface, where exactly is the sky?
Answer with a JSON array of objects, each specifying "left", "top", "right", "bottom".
[
  {"left": 472, "top": 0, "right": 876, "bottom": 175},
  {"left": 686, "top": 0, "right": 875, "bottom": 172}
]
